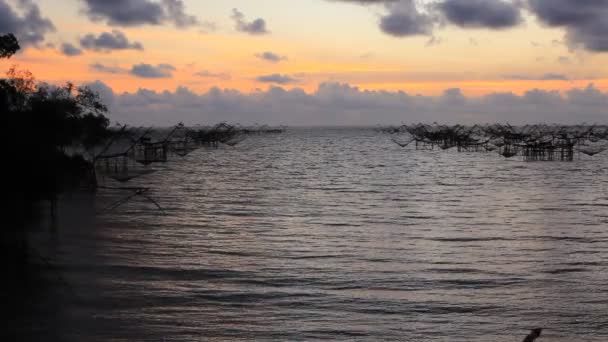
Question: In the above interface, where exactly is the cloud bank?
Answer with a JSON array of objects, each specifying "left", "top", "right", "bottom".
[{"left": 86, "top": 81, "right": 608, "bottom": 126}]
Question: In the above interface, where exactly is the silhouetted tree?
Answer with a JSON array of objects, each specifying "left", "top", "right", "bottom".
[
  {"left": 2, "top": 34, "right": 111, "bottom": 272},
  {"left": 0, "top": 33, "right": 19, "bottom": 59}
]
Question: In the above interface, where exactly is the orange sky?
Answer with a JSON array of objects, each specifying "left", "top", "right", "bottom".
[{"left": 2, "top": 0, "right": 608, "bottom": 97}]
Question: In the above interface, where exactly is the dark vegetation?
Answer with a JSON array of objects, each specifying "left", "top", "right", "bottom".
[
  {"left": 2, "top": 34, "right": 112, "bottom": 276},
  {"left": 1, "top": 33, "right": 116, "bottom": 339},
  {"left": 0, "top": 34, "right": 286, "bottom": 276},
  {"left": 384, "top": 123, "right": 608, "bottom": 161}
]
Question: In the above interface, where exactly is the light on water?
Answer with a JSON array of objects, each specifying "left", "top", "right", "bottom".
[{"left": 29, "top": 128, "right": 608, "bottom": 341}]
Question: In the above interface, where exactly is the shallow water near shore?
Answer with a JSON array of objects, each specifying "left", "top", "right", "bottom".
[{"left": 25, "top": 128, "right": 608, "bottom": 341}]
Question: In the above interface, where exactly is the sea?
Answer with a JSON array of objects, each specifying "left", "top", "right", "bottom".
[{"left": 21, "top": 127, "right": 608, "bottom": 341}]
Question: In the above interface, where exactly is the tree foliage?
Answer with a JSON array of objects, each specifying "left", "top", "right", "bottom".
[
  {"left": 1, "top": 34, "right": 111, "bottom": 216},
  {"left": 0, "top": 34, "right": 20, "bottom": 59}
]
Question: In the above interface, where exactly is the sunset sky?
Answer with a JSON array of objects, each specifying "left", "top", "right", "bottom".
[{"left": 1, "top": 0, "right": 607, "bottom": 125}]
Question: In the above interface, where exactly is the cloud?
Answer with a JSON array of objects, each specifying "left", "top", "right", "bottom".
[
  {"left": 437, "top": 0, "right": 522, "bottom": 29},
  {"left": 90, "top": 63, "right": 127, "bottom": 74},
  {"left": 60, "top": 43, "right": 83, "bottom": 56},
  {"left": 360, "top": 0, "right": 523, "bottom": 37},
  {"left": 231, "top": 8, "right": 269, "bottom": 35},
  {"left": 80, "top": 30, "right": 144, "bottom": 52},
  {"left": 87, "top": 81, "right": 608, "bottom": 126},
  {"left": 256, "top": 74, "right": 299, "bottom": 84},
  {"left": 130, "top": 63, "right": 176, "bottom": 78},
  {"left": 82, "top": 0, "right": 164, "bottom": 26},
  {"left": 503, "top": 73, "right": 569, "bottom": 81},
  {"left": 194, "top": 70, "right": 231, "bottom": 80},
  {"left": 379, "top": 0, "right": 434, "bottom": 36},
  {"left": 528, "top": 0, "right": 608, "bottom": 52},
  {"left": 81, "top": 0, "right": 199, "bottom": 28},
  {"left": 441, "top": 87, "right": 467, "bottom": 105},
  {"left": 255, "top": 51, "right": 287, "bottom": 62},
  {"left": 162, "top": 0, "right": 198, "bottom": 28},
  {"left": 0, "top": 0, "right": 55, "bottom": 46},
  {"left": 328, "top": 0, "right": 608, "bottom": 54},
  {"left": 91, "top": 62, "right": 176, "bottom": 77}
]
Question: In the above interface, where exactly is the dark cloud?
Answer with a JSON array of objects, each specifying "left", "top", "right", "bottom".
[
  {"left": 81, "top": 0, "right": 199, "bottom": 28},
  {"left": 256, "top": 74, "right": 299, "bottom": 84},
  {"left": 255, "top": 51, "right": 287, "bottom": 63},
  {"left": 130, "top": 63, "right": 176, "bottom": 78},
  {"left": 162, "top": 0, "right": 198, "bottom": 27},
  {"left": 80, "top": 30, "right": 144, "bottom": 52},
  {"left": 88, "top": 81, "right": 608, "bottom": 126},
  {"left": 231, "top": 8, "right": 269, "bottom": 35},
  {"left": 528, "top": 0, "right": 608, "bottom": 52},
  {"left": 328, "top": 0, "right": 608, "bottom": 53},
  {"left": 327, "top": 0, "right": 435, "bottom": 37},
  {"left": 437, "top": 0, "right": 522, "bottom": 29},
  {"left": 379, "top": 0, "right": 433, "bottom": 36},
  {"left": 82, "top": 0, "right": 164, "bottom": 26},
  {"left": 90, "top": 63, "right": 126, "bottom": 74},
  {"left": 0, "top": 0, "right": 55, "bottom": 46},
  {"left": 528, "top": 0, "right": 602, "bottom": 26},
  {"left": 61, "top": 43, "right": 83, "bottom": 56},
  {"left": 194, "top": 70, "right": 231, "bottom": 80}
]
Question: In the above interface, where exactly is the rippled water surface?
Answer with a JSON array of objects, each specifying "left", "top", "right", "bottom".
[{"left": 29, "top": 128, "right": 608, "bottom": 341}]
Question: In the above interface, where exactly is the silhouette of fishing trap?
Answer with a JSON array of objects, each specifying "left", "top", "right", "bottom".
[
  {"left": 89, "top": 122, "right": 286, "bottom": 214},
  {"left": 94, "top": 126, "right": 158, "bottom": 183},
  {"left": 383, "top": 123, "right": 608, "bottom": 161},
  {"left": 97, "top": 186, "right": 165, "bottom": 215},
  {"left": 92, "top": 125, "right": 177, "bottom": 214}
]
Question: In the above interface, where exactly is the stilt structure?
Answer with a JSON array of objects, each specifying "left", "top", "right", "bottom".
[{"left": 383, "top": 123, "right": 608, "bottom": 161}]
